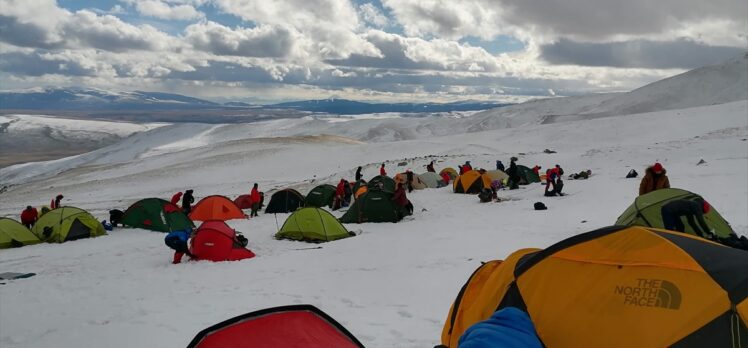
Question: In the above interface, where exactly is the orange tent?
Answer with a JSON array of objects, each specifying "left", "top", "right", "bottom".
[{"left": 190, "top": 195, "right": 246, "bottom": 221}]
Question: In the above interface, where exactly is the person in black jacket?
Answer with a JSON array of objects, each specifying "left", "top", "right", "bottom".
[
  {"left": 182, "top": 189, "right": 195, "bottom": 215},
  {"left": 660, "top": 198, "right": 714, "bottom": 238},
  {"left": 355, "top": 166, "right": 363, "bottom": 182},
  {"left": 506, "top": 157, "right": 520, "bottom": 190}
]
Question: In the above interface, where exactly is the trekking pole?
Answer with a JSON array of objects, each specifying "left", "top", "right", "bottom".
[{"left": 274, "top": 213, "right": 279, "bottom": 230}]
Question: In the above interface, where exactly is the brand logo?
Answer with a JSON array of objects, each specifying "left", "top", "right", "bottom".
[{"left": 614, "top": 279, "right": 681, "bottom": 310}]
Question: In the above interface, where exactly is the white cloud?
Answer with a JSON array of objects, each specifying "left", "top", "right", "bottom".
[
  {"left": 126, "top": 0, "right": 204, "bottom": 20},
  {"left": 184, "top": 21, "right": 296, "bottom": 57},
  {"left": 359, "top": 3, "right": 390, "bottom": 28}
]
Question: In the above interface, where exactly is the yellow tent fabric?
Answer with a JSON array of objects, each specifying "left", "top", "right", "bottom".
[
  {"left": 453, "top": 170, "right": 492, "bottom": 194},
  {"left": 485, "top": 170, "right": 508, "bottom": 182},
  {"left": 439, "top": 226, "right": 748, "bottom": 347},
  {"left": 440, "top": 167, "right": 458, "bottom": 180},
  {"left": 0, "top": 218, "right": 42, "bottom": 248}
]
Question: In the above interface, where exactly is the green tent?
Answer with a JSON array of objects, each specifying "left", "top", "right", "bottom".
[
  {"left": 615, "top": 188, "right": 735, "bottom": 239},
  {"left": 276, "top": 207, "right": 353, "bottom": 242},
  {"left": 367, "top": 175, "right": 396, "bottom": 193},
  {"left": 122, "top": 198, "right": 194, "bottom": 232},
  {"left": 516, "top": 165, "right": 540, "bottom": 184},
  {"left": 31, "top": 207, "right": 107, "bottom": 243},
  {"left": 340, "top": 189, "right": 402, "bottom": 223},
  {"left": 0, "top": 218, "right": 41, "bottom": 248},
  {"left": 305, "top": 184, "right": 337, "bottom": 209}
]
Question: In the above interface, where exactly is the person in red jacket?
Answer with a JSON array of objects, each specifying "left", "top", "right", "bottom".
[
  {"left": 532, "top": 165, "right": 542, "bottom": 176},
  {"left": 380, "top": 163, "right": 387, "bottom": 176},
  {"left": 20, "top": 206, "right": 38, "bottom": 229},
  {"left": 249, "top": 183, "right": 261, "bottom": 217},
  {"left": 391, "top": 183, "right": 413, "bottom": 219},
  {"left": 440, "top": 171, "right": 451, "bottom": 186},
  {"left": 170, "top": 192, "right": 183, "bottom": 207}
]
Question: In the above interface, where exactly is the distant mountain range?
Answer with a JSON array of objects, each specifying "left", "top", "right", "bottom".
[{"left": 0, "top": 87, "right": 509, "bottom": 115}]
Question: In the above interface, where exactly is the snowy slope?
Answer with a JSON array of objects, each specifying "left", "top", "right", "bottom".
[
  {"left": 0, "top": 115, "right": 164, "bottom": 168},
  {"left": 0, "top": 100, "right": 746, "bottom": 348},
  {"left": 472, "top": 54, "right": 748, "bottom": 125}
]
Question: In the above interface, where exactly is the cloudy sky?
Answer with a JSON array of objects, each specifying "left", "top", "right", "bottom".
[{"left": 0, "top": 0, "right": 745, "bottom": 103}]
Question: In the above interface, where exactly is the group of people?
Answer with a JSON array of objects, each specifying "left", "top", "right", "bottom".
[{"left": 19, "top": 194, "right": 64, "bottom": 229}]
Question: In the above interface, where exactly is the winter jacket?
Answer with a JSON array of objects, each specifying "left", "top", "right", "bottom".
[
  {"left": 20, "top": 208, "right": 38, "bottom": 224},
  {"left": 426, "top": 162, "right": 435, "bottom": 172},
  {"left": 507, "top": 162, "right": 519, "bottom": 180},
  {"left": 532, "top": 166, "right": 541, "bottom": 175},
  {"left": 661, "top": 199, "right": 711, "bottom": 235},
  {"left": 380, "top": 166, "right": 387, "bottom": 176},
  {"left": 355, "top": 168, "right": 363, "bottom": 182},
  {"left": 458, "top": 307, "right": 542, "bottom": 348},
  {"left": 496, "top": 161, "right": 505, "bottom": 171},
  {"left": 463, "top": 164, "right": 473, "bottom": 172},
  {"left": 391, "top": 186, "right": 409, "bottom": 207},
  {"left": 441, "top": 172, "right": 451, "bottom": 184},
  {"left": 249, "top": 188, "right": 261, "bottom": 204},
  {"left": 336, "top": 180, "right": 347, "bottom": 197},
  {"left": 639, "top": 167, "right": 670, "bottom": 195},
  {"left": 170, "top": 192, "right": 183, "bottom": 206}
]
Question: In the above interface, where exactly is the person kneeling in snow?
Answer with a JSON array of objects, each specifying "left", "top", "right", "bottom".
[
  {"left": 165, "top": 228, "right": 194, "bottom": 264},
  {"left": 392, "top": 183, "right": 413, "bottom": 219}
]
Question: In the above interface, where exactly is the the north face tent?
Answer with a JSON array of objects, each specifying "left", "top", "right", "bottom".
[
  {"left": 418, "top": 172, "right": 443, "bottom": 188},
  {"left": 305, "top": 184, "right": 337, "bottom": 209},
  {"left": 189, "top": 220, "right": 255, "bottom": 262},
  {"left": 485, "top": 169, "right": 508, "bottom": 182},
  {"left": 516, "top": 165, "right": 541, "bottom": 184},
  {"left": 440, "top": 225, "right": 748, "bottom": 348},
  {"left": 340, "top": 189, "right": 402, "bottom": 223},
  {"left": 122, "top": 198, "right": 193, "bottom": 232},
  {"left": 188, "top": 305, "right": 364, "bottom": 348},
  {"left": 453, "top": 170, "right": 492, "bottom": 194},
  {"left": 367, "top": 175, "right": 396, "bottom": 193},
  {"left": 440, "top": 167, "right": 458, "bottom": 180},
  {"left": 276, "top": 207, "right": 353, "bottom": 242},
  {"left": 265, "top": 189, "right": 305, "bottom": 214},
  {"left": 615, "top": 188, "right": 735, "bottom": 239},
  {"left": 233, "top": 195, "right": 253, "bottom": 209},
  {"left": 189, "top": 195, "right": 246, "bottom": 221},
  {"left": 0, "top": 218, "right": 41, "bottom": 248},
  {"left": 31, "top": 207, "right": 107, "bottom": 243}
]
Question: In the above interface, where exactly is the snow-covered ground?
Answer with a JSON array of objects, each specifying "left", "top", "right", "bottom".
[{"left": 0, "top": 58, "right": 747, "bottom": 348}]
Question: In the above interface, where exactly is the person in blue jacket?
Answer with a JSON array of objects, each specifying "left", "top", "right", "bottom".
[
  {"left": 458, "top": 307, "right": 542, "bottom": 348},
  {"left": 164, "top": 228, "right": 193, "bottom": 264}
]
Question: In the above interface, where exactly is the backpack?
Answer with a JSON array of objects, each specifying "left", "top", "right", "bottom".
[
  {"left": 626, "top": 169, "right": 638, "bottom": 178},
  {"left": 534, "top": 202, "right": 547, "bottom": 210}
]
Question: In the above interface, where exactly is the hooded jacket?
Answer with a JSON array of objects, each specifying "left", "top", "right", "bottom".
[
  {"left": 170, "top": 192, "right": 183, "bottom": 206},
  {"left": 639, "top": 167, "right": 670, "bottom": 195}
]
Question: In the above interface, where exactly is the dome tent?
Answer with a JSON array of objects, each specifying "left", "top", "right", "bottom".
[
  {"left": 265, "top": 189, "right": 305, "bottom": 214},
  {"left": 440, "top": 225, "right": 748, "bottom": 347},
  {"left": 339, "top": 189, "right": 402, "bottom": 223},
  {"left": 304, "top": 184, "right": 337, "bottom": 209},
  {"left": 453, "top": 170, "right": 492, "bottom": 194},
  {"left": 0, "top": 218, "right": 41, "bottom": 248},
  {"left": 189, "top": 195, "right": 246, "bottom": 221},
  {"left": 615, "top": 188, "right": 735, "bottom": 239},
  {"left": 31, "top": 207, "right": 106, "bottom": 243},
  {"left": 122, "top": 198, "right": 193, "bottom": 232},
  {"left": 276, "top": 207, "right": 353, "bottom": 242},
  {"left": 190, "top": 220, "right": 255, "bottom": 262}
]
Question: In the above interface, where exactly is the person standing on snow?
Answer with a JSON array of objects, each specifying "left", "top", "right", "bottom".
[
  {"left": 639, "top": 162, "right": 670, "bottom": 196},
  {"left": 20, "top": 206, "right": 38, "bottom": 229},
  {"left": 380, "top": 163, "right": 387, "bottom": 176},
  {"left": 182, "top": 189, "right": 195, "bottom": 215},
  {"left": 50, "top": 194, "right": 64, "bottom": 209},
  {"left": 496, "top": 160, "right": 505, "bottom": 172},
  {"left": 249, "top": 184, "right": 261, "bottom": 217},
  {"left": 355, "top": 166, "right": 363, "bottom": 182},
  {"left": 425, "top": 161, "right": 436, "bottom": 173},
  {"left": 506, "top": 157, "right": 520, "bottom": 190},
  {"left": 405, "top": 170, "right": 415, "bottom": 193}
]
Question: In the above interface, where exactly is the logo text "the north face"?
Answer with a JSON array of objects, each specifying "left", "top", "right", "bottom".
[{"left": 614, "top": 279, "right": 681, "bottom": 310}]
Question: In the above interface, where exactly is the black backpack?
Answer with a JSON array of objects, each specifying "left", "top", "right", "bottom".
[
  {"left": 534, "top": 202, "right": 547, "bottom": 210},
  {"left": 626, "top": 169, "right": 638, "bottom": 178}
]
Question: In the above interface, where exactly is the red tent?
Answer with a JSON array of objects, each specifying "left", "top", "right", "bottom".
[
  {"left": 188, "top": 305, "right": 363, "bottom": 348},
  {"left": 189, "top": 220, "right": 255, "bottom": 262},
  {"left": 234, "top": 194, "right": 253, "bottom": 210}
]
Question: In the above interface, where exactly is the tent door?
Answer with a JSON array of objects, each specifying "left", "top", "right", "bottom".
[{"left": 65, "top": 218, "right": 92, "bottom": 241}]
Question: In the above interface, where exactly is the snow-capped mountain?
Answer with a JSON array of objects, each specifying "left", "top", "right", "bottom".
[{"left": 0, "top": 87, "right": 220, "bottom": 110}]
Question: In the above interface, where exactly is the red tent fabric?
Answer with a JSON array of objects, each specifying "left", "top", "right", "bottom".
[
  {"left": 234, "top": 194, "right": 253, "bottom": 209},
  {"left": 189, "top": 195, "right": 246, "bottom": 221},
  {"left": 189, "top": 220, "right": 255, "bottom": 262},
  {"left": 188, "top": 305, "right": 363, "bottom": 348}
]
